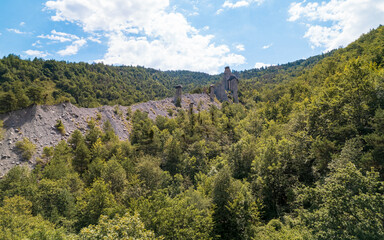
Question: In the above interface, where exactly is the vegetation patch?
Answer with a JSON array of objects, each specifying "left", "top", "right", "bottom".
[
  {"left": 15, "top": 137, "right": 36, "bottom": 160},
  {"left": 0, "top": 120, "right": 4, "bottom": 140},
  {"left": 55, "top": 119, "right": 65, "bottom": 135}
]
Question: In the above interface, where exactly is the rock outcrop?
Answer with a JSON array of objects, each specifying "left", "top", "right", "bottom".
[{"left": 212, "top": 66, "right": 239, "bottom": 103}]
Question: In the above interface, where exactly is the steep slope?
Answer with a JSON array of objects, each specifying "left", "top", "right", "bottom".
[{"left": 0, "top": 93, "right": 219, "bottom": 177}]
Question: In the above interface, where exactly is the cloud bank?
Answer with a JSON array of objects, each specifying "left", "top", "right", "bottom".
[
  {"left": 24, "top": 50, "right": 48, "bottom": 58},
  {"left": 45, "top": 0, "right": 245, "bottom": 73},
  {"left": 288, "top": 0, "right": 384, "bottom": 51}
]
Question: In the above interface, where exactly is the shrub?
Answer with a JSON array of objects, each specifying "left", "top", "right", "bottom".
[
  {"left": 15, "top": 137, "right": 36, "bottom": 160},
  {"left": 55, "top": 119, "right": 65, "bottom": 135},
  {"left": 126, "top": 107, "right": 132, "bottom": 121},
  {"left": 96, "top": 112, "right": 102, "bottom": 121},
  {"left": 167, "top": 108, "right": 174, "bottom": 116},
  {"left": 0, "top": 120, "right": 4, "bottom": 140},
  {"left": 114, "top": 105, "right": 123, "bottom": 119}
]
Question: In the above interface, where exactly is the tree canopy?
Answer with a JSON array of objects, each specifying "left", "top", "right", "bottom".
[{"left": 1, "top": 25, "right": 384, "bottom": 240}]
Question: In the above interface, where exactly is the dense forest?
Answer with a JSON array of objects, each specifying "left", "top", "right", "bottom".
[
  {"left": 0, "top": 42, "right": 328, "bottom": 114},
  {"left": 0, "top": 57, "right": 220, "bottom": 113},
  {"left": 1, "top": 26, "right": 384, "bottom": 239}
]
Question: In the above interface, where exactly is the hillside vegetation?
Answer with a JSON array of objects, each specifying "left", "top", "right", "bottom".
[
  {"left": 0, "top": 44, "right": 324, "bottom": 114},
  {"left": 1, "top": 26, "right": 384, "bottom": 239},
  {"left": 0, "top": 57, "right": 218, "bottom": 113}
]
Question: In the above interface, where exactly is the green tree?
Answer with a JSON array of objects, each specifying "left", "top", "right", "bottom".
[
  {"left": 363, "top": 108, "right": 384, "bottom": 176},
  {"left": 136, "top": 155, "right": 169, "bottom": 193},
  {"left": 26, "top": 84, "right": 45, "bottom": 104},
  {"left": 0, "top": 92, "right": 17, "bottom": 112},
  {"left": 130, "top": 110, "right": 161, "bottom": 154},
  {"left": 101, "top": 159, "right": 127, "bottom": 195},
  {"left": 135, "top": 189, "right": 213, "bottom": 240},
  {"left": 76, "top": 179, "right": 117, "bottom": 230},
  {"left": 72, "top": 141, "right": 91, "bottom": 175},
  {"left": 68, "top": 129, "right": 84, "bottom": 150},
  {"left": 102, "top": 120, "right": 118, "bottom": 143},
  {"left": 34, "top": 179, "right": 76, "bottom": 227},
  {"left": 79, "top": 213, "right": 161, "bottom": 240},
  {"left": 42, "top": 141, "right": 76, "bottom": 180},
  {"left": 0, "top": 196, "right": 66, "bottom": 240},
  {"left": 0, "top": 166, "right": 37, "bottom": 203},
  {"left": 252, "top": 138, "right": 298, "bottom": 219},
  {"left": 296, "top": 162, "right": 384, "bottom": 239},
  {"left": 253, "top": 219, "right": 312, "bottom": 240},
  {"left": 229, "top": 136, "right": 256, "bottom": 179},
  {"left": 162, "top": 135, "right": 183, "bottom": 176},
  {"left": 212, "top": 167, "right": 259, "bottom": 240}
]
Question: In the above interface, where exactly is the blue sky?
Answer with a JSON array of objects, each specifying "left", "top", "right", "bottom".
[{"left": 1, "top": 0, "right": 384, "bottom": 74}]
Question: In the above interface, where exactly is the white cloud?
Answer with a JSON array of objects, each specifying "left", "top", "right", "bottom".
[
  {"left": 254, "top": 62, "right": 271, "bottom": 69},
  {"left": 57, "top": 38, "right": 87, "bottom": 56},
  {"left": 20, "top": 22, "right": 25, "bottom": 26},
  {"left": 235, "top": 44, "right": 245, "bottom": 51},
  {"left": 99, "top": 32, "right": 245, "bottom": 73},
  {"left": 6, "top": 28, "right": 26, "bottom": 34},
  {"left": 88, "top": 36, "right": 101, "bottom": 44},
  {"left": 32, "top": 40, "right": 42, "bottom": 47},
  {"left": 262, "top": 43, "right": 273, "bottom": 49},
  {"left": 189, "top": 11, "right": 199, "bottom": 16},
  {"left": 45, "top": 0, "right": 245, "bottom": 73},
  {"left": 222, "top": 0, "right": 264, "bottom": 9},
  {"left": 216, "top": 9, "right": 224, "bottom": 15},
  {"left": 223, "top": 1, "right": 250, "bottom": 8},
  {"left": 38, "top": 30, "right": 79, "bottom": 42},
  {"left": 288, "top": 0, "right": 384, "bottom": 51},
  {"left": 24, "top": 50, "right": 48, "bottom": 57}
]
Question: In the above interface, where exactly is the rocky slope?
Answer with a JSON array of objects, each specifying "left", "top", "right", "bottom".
[{"left": 0, "top": 93, "right": 219, "bottom": 177}]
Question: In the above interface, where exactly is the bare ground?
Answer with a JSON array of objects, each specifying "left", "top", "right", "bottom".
[{"left": 0, "top": 93, "right": 219, "bottom": 177}]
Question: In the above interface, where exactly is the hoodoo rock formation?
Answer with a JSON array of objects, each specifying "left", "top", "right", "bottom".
[{"left": 212, "top": 66, "right": 239, "bottom": 103}]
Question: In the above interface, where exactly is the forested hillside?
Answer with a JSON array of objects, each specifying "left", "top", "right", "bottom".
[
  {"left": 0, "top": 57, "right": 218, "bottom": 113},
  {"left": 1, "top": 26, "right": 384, "bottom": 239},
  {"left": 0, "top": 47, "right": 322, "bottom": 114}
]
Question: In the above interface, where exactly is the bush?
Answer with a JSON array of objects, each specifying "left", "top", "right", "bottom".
[
  {"left": 0, "top": 120, "right": 4, "bottom": 140},
  {"left": 15, "top": 137, "right": 36, "bottom": 160},
  {"left": 55, "top": 119, "right": 65, "bottom": 135}
]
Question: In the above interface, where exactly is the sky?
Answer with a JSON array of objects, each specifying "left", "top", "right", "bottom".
[{"left": 1, "top": 0, "right": 384, "bottom": 74}]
